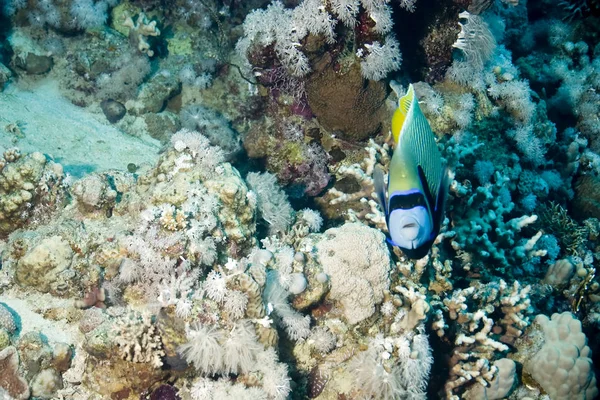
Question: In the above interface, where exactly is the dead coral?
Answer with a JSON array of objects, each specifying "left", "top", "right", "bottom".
[{"left": 0, "top": 346, "right": 30, "bottom": 400}]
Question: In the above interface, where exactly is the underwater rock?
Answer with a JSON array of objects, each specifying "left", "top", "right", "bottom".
[
  {"left": 149, "top": 383, "right": 181, "bottom": 400},
  {"left": 51, "top": 343, "right": 73, "bottom": 373},
  {"left": 83, "top": 354, "right": 169, "bottom": 399},
  {"left": 127, "top": 72, "right": 181, "bottom": 115},
  {"left": 155, "top": 307, "right": 188, "bottom": 370},
  {"left": 204, "top": 163, "right": 257, "bottom": 254},
  {"left": 100, "top": 99, "right": 127, "bottom": 123},
  {"left": 417, "top": 2, "right": 461, "bottom": 83},
  {"left": 16, "top": 331, "right": 55, "bottom": 382},
  {"left": 14, "top": 236, "right": 74, "bottom": 294},
  {"left": 142, "top": 111, "right": 181, "bottom": 144},
  {"left": 0, "top": 62, "right": 11, "bottom": 90},
  {"left": 179, "top": 105, "right": 241, "bottom": 160},
  {"left": 306, "top": 57, "right": 387, "bottom": 142},
  {"left": 30, "top": 368, "right": 63, "bottom": 399},
  {"left": 71, "top": 173, "right": 118, "bottom": 213},
  {"left": 16, "top": 53, "right": 53, "bottom": 75},
  {"left": 0, "top": 329, "right": 10, "bottom": 351}
]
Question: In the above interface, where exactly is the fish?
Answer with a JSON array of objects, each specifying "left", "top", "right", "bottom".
[{"left": 374, "top": 84, "right": 449, "bottom": 259}]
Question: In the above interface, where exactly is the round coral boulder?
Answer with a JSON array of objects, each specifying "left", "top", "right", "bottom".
[{"left": 306, "top": 56, "right": 387, "bottom": 142}]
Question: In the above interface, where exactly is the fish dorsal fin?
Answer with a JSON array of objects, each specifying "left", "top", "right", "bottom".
[{"left": 391, "top": 84, "right": 415, "bottom": 143}]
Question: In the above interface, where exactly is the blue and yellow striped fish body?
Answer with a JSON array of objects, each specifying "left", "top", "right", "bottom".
[{"left": 375, "top": 84, "right": 448, "bottom": 259}]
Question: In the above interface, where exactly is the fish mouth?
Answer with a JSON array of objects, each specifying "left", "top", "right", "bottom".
[{"left": 398, "top": 216, "right": 421, "bottom": 241}]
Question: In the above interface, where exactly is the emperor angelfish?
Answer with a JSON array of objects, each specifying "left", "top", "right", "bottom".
[{"left": 374, "top": 84, "right": 449, "bottom": 259}]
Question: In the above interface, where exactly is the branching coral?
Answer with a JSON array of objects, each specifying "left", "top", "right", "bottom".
[
  {"left": 433, "top": 279, "right": 533, "bottom": 398},
  {"left": 113, "top": 311, "right": 165, "bottom": 368},
  {"left": 236, "top": 0, "right": 403, "bottom": 80},
  {"left": 446, "top": 171, "right": 545, "bottom": 272},
  {"left": 123, "top": 12, "right": 161, "bottom": 57},
  {"left": 323, "top": 139, "right": 389, "bottom": 229},
  {"left": 348, "top": 331, "right": 433, "bottom": 399}
]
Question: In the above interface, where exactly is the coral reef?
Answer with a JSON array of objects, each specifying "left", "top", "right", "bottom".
[{"left": 0, "top": 0, "right": 600, "bottom": 399}]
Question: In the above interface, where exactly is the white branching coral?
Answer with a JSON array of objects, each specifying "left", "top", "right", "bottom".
[
  {"left": 157, "top": 269, "right": 198, "bottom": 319},
  {"left": 224, "top": 290, "right": 249, "bottom": 320},
  {"left": 307, "top": 326, "right": 337, "bottom": 354},
  {"left": 300, "top": 208, "right": 323, "bottom": 232},
  {"left": 246, "top": 171, "right": 294, "bottom": 234},
  {"left": 180, "top": 323, "right": 291, "bottom": 399},
  {"left": 123, "top": 12, "right": 160, "bottom": 56},
  {"left": 222, "top": 321, "right": 263, "bottom": 374},
  {"left": 326, "top": 139, "right": 389, "bottom": 230},
  {"left": 113, "top": 311, "right": 165, "bottom": 368},
  {"left": 437, "top": 279, "right": 533, "bottom": 399},
  {"left": 158, "top": 203, "right": 187, "bottom": 231},
  {"left": 452, "top": 11, "right": 496, "bottom": 68},
  {"left": 256, "top": 348, "right": 292, "bottom": 400},
  {"left": 497, "top": 280, "right": 532, "bottom": 343},
  {"left": 360, "top": 37, "right": 402, "bottom": 81},
  {"left": 237, "top": 0, "right": 402, "bottom": 80}
]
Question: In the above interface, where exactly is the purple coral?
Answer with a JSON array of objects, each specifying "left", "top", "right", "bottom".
[{"left": 148, "top": 384, "right": 181, "bottom": 400}]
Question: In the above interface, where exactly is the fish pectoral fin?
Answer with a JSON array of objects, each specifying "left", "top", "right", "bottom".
[
  {"left": 374, "top": 164, "right": 388, "bottom": 218},
  {"left": 417, "top": 165, "right": 435, "bottom": 219},
  {"left": 433, "top": 166, "right": 451, "bottom": 228}
]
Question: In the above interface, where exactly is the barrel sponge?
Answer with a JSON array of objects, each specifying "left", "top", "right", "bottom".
[
  {"left": 526, "top": 312, "right": 598, "bottom": 400},
  {"left": 316, "top": 223, "right": 391, "bottom": 324}
]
